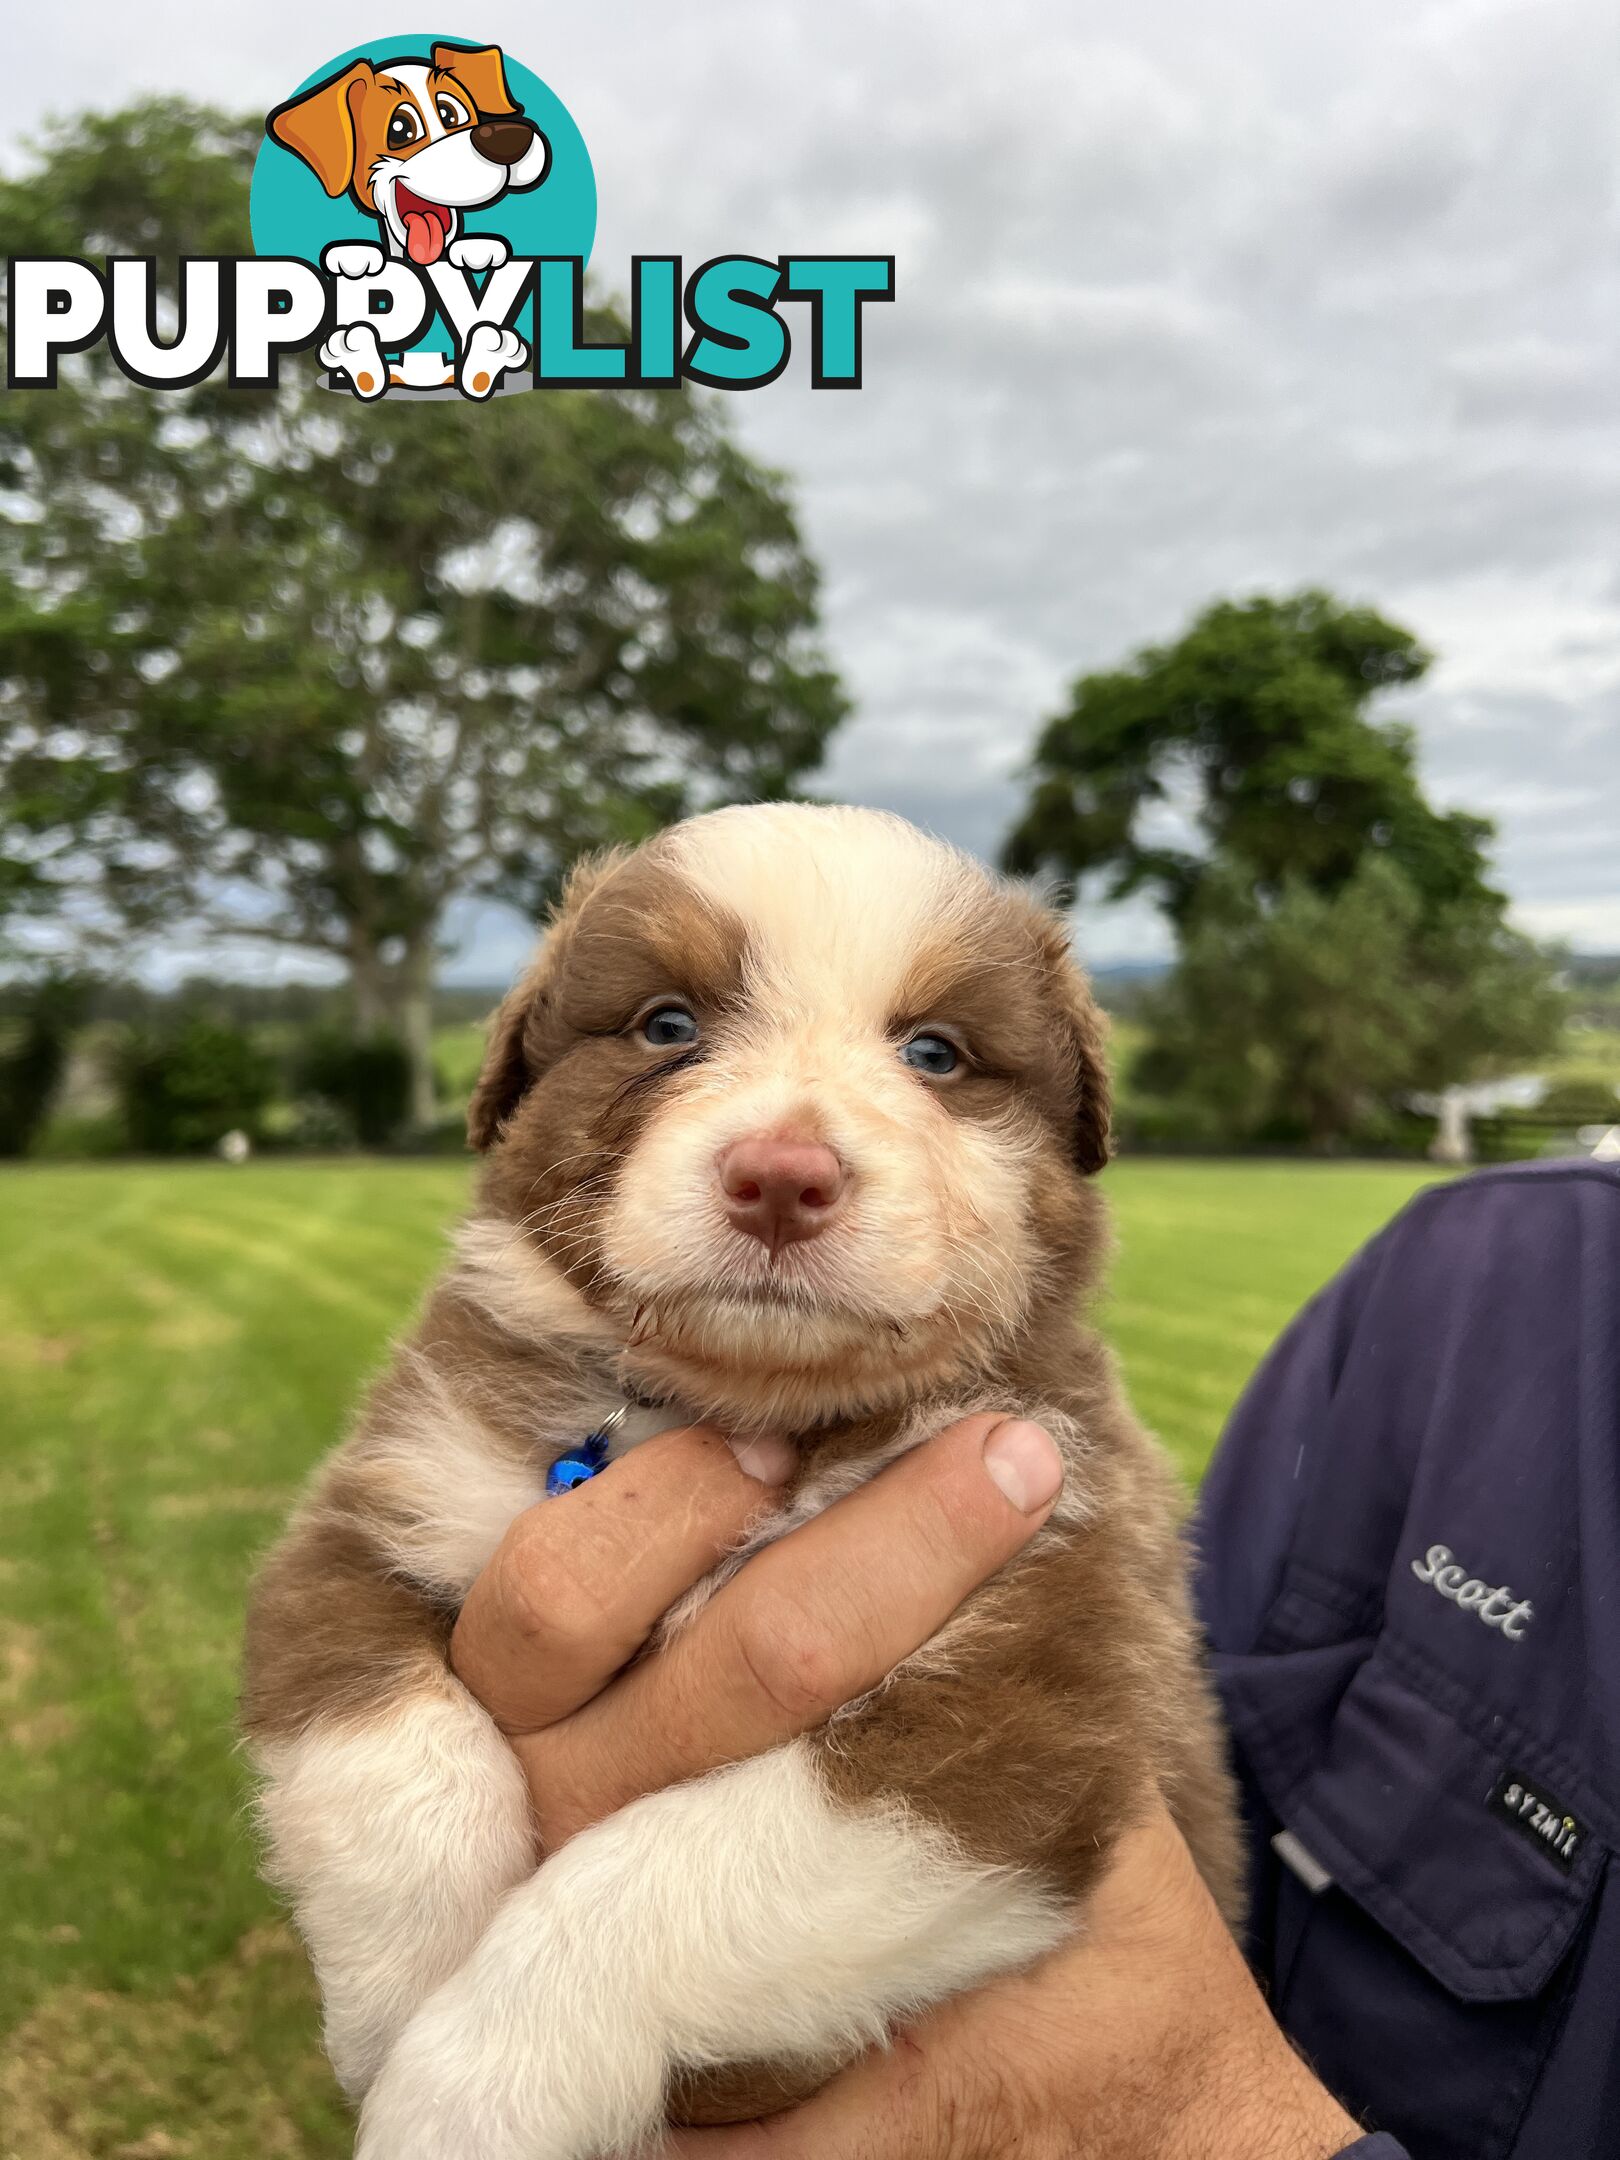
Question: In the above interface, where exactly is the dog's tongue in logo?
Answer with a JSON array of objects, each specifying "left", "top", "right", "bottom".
[
  {"left": 404, "top": 214, "right": 440, "bottom": 265},
  {"left": 396, "top": 185, "right": 452, "bottom": 266},
  {"left": 261, "top": 41, "right": 558, "bottom": 395}
]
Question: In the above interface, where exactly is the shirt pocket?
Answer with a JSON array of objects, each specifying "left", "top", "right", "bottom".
[{"left": 1220, "top": 1638, "right": 1606, "bottom": 2160}]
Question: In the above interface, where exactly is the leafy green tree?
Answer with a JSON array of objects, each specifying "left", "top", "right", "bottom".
[
  {"left": 1005, "top": 592, "right": 1563, "bottom": 1144},
  {"left": 1133, "top": 862, "right": 1563, "bottom": 1149},
  {"left": 0, "top": 103, "right": 847, "bottom": 1122},
  {"left": 1003, "top": 591, "right": 1490, "bottom": 921}
]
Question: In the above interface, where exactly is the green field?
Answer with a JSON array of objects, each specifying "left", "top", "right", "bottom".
[{"left": 0, "top": 1156, "right": 1444, "bottom": 2157}]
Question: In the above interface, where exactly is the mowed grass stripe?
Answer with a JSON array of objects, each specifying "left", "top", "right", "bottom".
[
  {"left": 1103, "top": 1159, "right": 1444, "bottom": 1477},
  {"left": 0, "top": 1154, "right": 1441, "bottom": 2156},
  {"left": 0, "top": 1165, "right": 473, "bottom": 2038}
]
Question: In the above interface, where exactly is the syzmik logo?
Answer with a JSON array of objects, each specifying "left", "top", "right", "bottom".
[{"left": 6, "top": 33, "right": 895, "bottom": 401}]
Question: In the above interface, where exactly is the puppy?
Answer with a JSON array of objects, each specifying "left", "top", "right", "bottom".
[
  {"left": 242, "top": 804, "right": 1243, "bottom": 2160},
  {"left": 267, "top": 42, "right": 548, "bottom": 396}
]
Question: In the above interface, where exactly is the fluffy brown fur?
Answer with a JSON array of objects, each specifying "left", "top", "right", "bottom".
[{"left": 243, "top": 803, "right": 1242, "bottom": 2136}]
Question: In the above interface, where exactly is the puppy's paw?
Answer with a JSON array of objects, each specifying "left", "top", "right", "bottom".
[
  {"left": 320, "top": 323, "right": 388, "bottom": 399},
  {"left": 322, "top": 241, "right": 386, "bottom": 281},
  {"left": 447, "top": 234, "right": 510, "bottom": 273},
  {"left": 459, "top": 322, "right": 526, "bottom": 399},
  {"left": 358, "top": 2043, "right": 639, "bottom": 2160},
  {"left": 357, "top": 1966, "right": 662, "bottom": 2160}
]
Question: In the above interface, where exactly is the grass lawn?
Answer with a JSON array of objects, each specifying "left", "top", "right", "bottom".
[
  {"left": 0, "top": 1155, "right": 1444, "bottom": 2156},
  {"left": 432, "top": 1021, "right": 493, "bottom": 1104}
]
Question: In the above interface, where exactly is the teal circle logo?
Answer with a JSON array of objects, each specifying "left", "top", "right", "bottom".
[{"left": 250, "top": 34, "right": 595, "bottom": 391}]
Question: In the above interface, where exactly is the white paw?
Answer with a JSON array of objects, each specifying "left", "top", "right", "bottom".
[
  {"left": 358, "top": 2024, "right": 643, "bottom": 2160},
  {"left": 322, "top": 241, "right": 386, "bottom": 280},
  {"left": 459, "top": 322, "right": 526, "bottom": 399},
  {"left": 320, "top": 323, "right": 388, "bottom": 399},
  {"left": 356, "top": 1941, "right": 661, "bottom": 2160},
  {"left": 447, "top": 234, "right": 510, "bottom": 273}
]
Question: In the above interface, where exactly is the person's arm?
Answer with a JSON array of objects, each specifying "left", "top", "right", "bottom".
[
  {"left": 451, "top": 1413, "right": 1386, "bottom": 2158},
  {"left": 663, "top": 1795, "right": 1366, "bottom": 2160}
]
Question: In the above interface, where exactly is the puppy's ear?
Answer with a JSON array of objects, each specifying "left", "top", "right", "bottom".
[
  {"left": 467, "top": 851, "right": 624, "bottom": 1151},
  {"left": 266, "top": 61, "right": 371, "bottom": 197},
  {"left": 466, "top": 957, "right": 548, "bottom": 1154},
  {"left": 1031, "top": 911, "right": 1113, "bottom": 1175},
  {"left": 433, "top": 42, "right": 519, "bottom": 116}
]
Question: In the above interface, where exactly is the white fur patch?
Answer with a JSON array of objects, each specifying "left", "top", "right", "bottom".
[
  {"left": 609, "top": 1399, "right": 700, "bottom": 1453},
  {"left": 666, "top": 803, "right": 986, "bottom": 1020},
  {"left": 361, "top": 1327, "right": 693, "bottom": 1600},
  {"left": 357, "top": 1740, "right": 1069, "bottom": 2160},
  {"left": 449, "top": 1216, "right": 618, "bottom": 1352},
  {"left": 362, "top": 1352, "right": 547, "bottom": 1598},
  {"left": 253, "top": 1689, "right": 535, "bottom": 2098}
]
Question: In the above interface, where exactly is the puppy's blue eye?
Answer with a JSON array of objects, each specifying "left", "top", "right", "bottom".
[
  {"left": 641, "top": 1004, "right": 699, "bottom": 1048},
  {"left": 900, "top": 1033, "right": 959, "bottom": 1076}
]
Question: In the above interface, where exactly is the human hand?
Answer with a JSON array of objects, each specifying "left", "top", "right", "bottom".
[
  {"left": 450, "top": 1413, "right": 1066, "bottom": 1853},
  {"left": 663, "top": 1798, "right": 1360, "bottom": 2160}
]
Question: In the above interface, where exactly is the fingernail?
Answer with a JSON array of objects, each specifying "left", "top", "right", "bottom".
[
  {"left": 983, "top": 1420, "right": 1063, "bottom": 1514},
  {"left": 727, "top": 1432, "right": 795, "bottom": 1484}
]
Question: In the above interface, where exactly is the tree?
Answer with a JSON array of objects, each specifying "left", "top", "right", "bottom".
[
  {"left": 0, "top": 104, "right": 847, "bottom": 1122},
  {"left": 1004, "top": 592, "right": 1563, "bottom": 1142},
  {"left": 1003, "top": 590, "right": 1491, "bottom": 922},
  {"left": 1133, "top": 861, "right": 1564, "bottom": 1149},
  {"left": 294, "top": 1027, "right": 413, "bottom": 1150},
  {"left": 0, "top": 974, "right": 89, "bottom": 1156}
]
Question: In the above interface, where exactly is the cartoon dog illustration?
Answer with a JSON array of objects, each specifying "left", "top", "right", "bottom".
[{"left": 267, "top": 42, "right": 549, "bottom": 398}]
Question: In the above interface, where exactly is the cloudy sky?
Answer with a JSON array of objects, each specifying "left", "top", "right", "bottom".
[{"left": 8, "top": 0, "right": 1619, "bottom": 975}]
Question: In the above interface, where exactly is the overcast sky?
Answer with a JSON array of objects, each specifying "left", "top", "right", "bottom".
[{"left": 8, "top": 0, "right": 1619, "bottom": 977}]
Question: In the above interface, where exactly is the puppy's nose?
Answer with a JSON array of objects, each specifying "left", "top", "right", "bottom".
[
  {"left": 471, "top": 119, "right": 536, "bottom": 167},
  {"left": 718, "top": 1138, "right": 847, "bottom": 1253}
]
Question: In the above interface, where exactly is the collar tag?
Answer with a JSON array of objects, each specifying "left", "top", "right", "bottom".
[{"left": 546, "top": 1404, "right": 628, "bottom": 1497}]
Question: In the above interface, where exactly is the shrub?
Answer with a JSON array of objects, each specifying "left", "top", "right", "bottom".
[
  {"left": 115, "top": 1019, "right": 277, "bottom": 1155},
  {"left": 279, "top": 1094, "right": 357, "bottom": 1153},
  {"left": 294, "top": 1028, "right": 413, "bottom": 1148},
  {"left": 30, "top": 1110, "right": 130, "bottom": 1161},
  {"left": 1535, "top": 1074, "right": 1620, "bottom": 1122}
]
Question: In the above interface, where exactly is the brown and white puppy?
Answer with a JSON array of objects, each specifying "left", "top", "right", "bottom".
[{"left": 242, "top": 804, "right": 1242, "bottom": 2160}]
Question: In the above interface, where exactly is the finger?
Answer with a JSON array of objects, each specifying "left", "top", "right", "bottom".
[
  {"left": 450, "top": 1424, "right": 794, "bottom": 1733},
  {"left": 528, "top": 1415, "right": 1063, "bottom": 1839}
]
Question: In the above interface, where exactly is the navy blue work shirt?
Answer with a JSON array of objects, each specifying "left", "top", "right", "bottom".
[{"left": 1193, "top": 1160, "right": 1620, "bottom": 2160}]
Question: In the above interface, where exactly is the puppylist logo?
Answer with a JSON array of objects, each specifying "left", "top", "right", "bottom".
[{"left": 6, "top": 34, "right": 894, "bottom": 400}]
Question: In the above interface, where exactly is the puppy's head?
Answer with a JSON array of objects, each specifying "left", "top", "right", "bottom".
[
  {"left": 266, "top": 45, "right": 550, "bottom": 263},
  {"left": 471, "top": 806, "right": 1111, "bottom": 1427}
]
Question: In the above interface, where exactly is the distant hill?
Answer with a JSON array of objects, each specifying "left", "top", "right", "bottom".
[{"left": 1089, "top": 962, "right": 1172, "bottom": 1015}]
